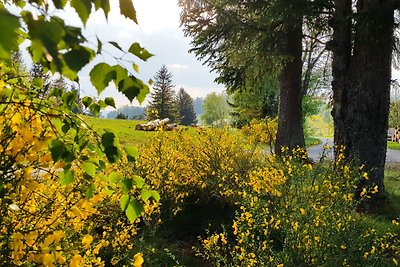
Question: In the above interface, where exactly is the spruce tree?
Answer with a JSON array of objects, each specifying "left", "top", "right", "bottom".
[
  {"left": 148, "top": 65, "right": 178, "bottom": 122},
  {"left": 30, "top": 63, "right": 53, "bottom": 98},
  {"left": 177, "top": 88, "right": 197, "bottom": 125}
]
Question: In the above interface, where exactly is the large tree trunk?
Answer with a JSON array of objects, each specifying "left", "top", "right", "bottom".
[
  {"left": 275, "top": 19, "right": 305, "bottom": 154},
  {"left": 330, "top": 0, "right": 352, "bottom": 156},
  {"left": 332, "top": 0, "right": 394, "bottom": 209},
  {"left": 347, "top": 0, "right": 394, "bottom": 189}
]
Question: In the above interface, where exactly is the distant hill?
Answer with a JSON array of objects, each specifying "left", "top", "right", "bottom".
[
  {"left": 193, "top": 97, "right": 204, "bottom": 115},
  {"left": 107, "top": 105, "right": 146, "bottom": 120}
]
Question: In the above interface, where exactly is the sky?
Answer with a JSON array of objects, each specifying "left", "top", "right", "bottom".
[{"left": 57, "top": 0, "right": 225, "bottom": 108}]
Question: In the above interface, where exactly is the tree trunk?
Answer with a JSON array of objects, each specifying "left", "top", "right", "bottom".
[
  {"left": 330, "top": 0, "right": 352, "bottom": 157},
  {"left": 346, "top": 0, "right": 394, "bottom": 189},
  {"left": 275, "top": 19, "right": 305, "bottom": 154},
  {"left": 332, "top": 0, "right": 394, "bottom": 209}
]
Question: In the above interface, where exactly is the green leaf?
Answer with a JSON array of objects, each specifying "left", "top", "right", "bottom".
[
  {"left": 101, "top": 131, "right": 121, "bottom": 163},
  {"left": 132, "top": 175, "right": 145, "bottom": 189},
  {"left": 119, "top": 194, "right": 130, "bottom": 211},
  {"left": 82, "top": 161, "right": 97, "bottom": 176},
  {"left": 60, "top": 169, "right": 75, "bottom": 185},
  {"left": 102, "top": 131, "right": 117, "bottom": 147},
  {"left": 109, "top": 41, "right": 123, "bottom": 51},
  {"left": 105, "top": 97, "right": 116, "bottom": 108},
  {"left": 71, "top": 0, "right": 92, "bottom": 25},
  {"left": 119, "top": 0, "right": 138, "bottom": 23},
  {"left": 82, "top": 96, "right": 93, "bottom": 107},
  {"left": 97, "top": 100, "right": 107, "bottom": 109},
  {"left": 90, "top": 63, "right": 116, "bottom": 94},
  {"left": 120, "top": 178, "right": 133, "bottom": 193},
  {"left": 140, "top": 189, "right": 160, "bottom": 202},
  {"left": 118, "top": 75, "right": 142, "bottom": 102},
  {"left": 124, "top": 146, "right": 139, "bottom": 162},
  {"left": 96, "top": 37, "right": 102, "bottom": 54},
  {"left": 137, "top": 84, "right": 150, "bottom": 104},
  {"left": 63, "top": 46, "right": 94, "bottom": 73},
  {"left": 85, "top": 183, "right": 96, "bottom": 198},
  {"left": 49, "top": 139, "right": 66, "bottom": 161},
  {"left": 0, "top": 10, "right": 20, "bottom": 60},
  {"left": 150, "top": 190, "right": 160, "bottom": 202},
  {"left": 25, "top": 15, "right": 64, "bottom": 62},
  {"left": 61, "top": 122, "right": 70, "bottom": 134},
  {"left": 125, "top": 199, "right": 144, "bottom": 222},
  {"left": 53, "top": 0, "right": 68, "bottom": 9},
  {"left": 109, "top": 172, "right": 123, "bottom": 183},
  {"left": 101, "top": 0, "right": 111, "bottom": 18},
  {"left": 128, "top": 43, "right": 153, "bottom": 61},
  {"left": 89, "top": 103, "right": 100, "bottom": 116},
  {"left": 112, "top": 65, "right": 128, "bottom": 85},
  {"left": 32, "top": 77, "right": 44, "bottom": 89}
]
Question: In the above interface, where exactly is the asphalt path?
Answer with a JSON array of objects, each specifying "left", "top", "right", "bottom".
[{"left": 307, "top": 138, "right": 400, "bottom": 163}]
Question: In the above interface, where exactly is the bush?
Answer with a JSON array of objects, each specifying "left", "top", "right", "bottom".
[
  {"left": 137, "top": 128, "right": 263, "bottom": 217},
  {"left": 0, "top": 64, "right": 155, "bottom": 266},
  {"left": 241, "top": 118, "right": 278, "bottom": 147},
  {"left": 197, "top": 149, "right": 400, "bottom": 266}
]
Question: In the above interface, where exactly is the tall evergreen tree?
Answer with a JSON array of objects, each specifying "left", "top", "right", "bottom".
[
  {"left": 30, "top": 63, "right": 53, "bottom": 98},
  {"left": 148, "top": 65, "right": 178, "bottom": 122},
  {"left": 177, "top": 88, "right": 197, "bottom": 125},
  {"left": 179, "top": 0, "right": 331, "bottom": 152}
]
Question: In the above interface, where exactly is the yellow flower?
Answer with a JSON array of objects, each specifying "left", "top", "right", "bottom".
[
  {"left": 277, "top": 264, "right": 284, "bottom": 267},
  {"left": 393, "top": 258, "right": 398, "bottom": 266},
  {"left": 133, "top": 253, "right": 144, "bottom": 267},
  {"left": 42, "top": 253, "right": 55, "bottom": 266},
  {"left": 82, "top": 234, "right": 93, "bottom": 249},
  {"left": 299, "top": 208, "right": 305, "bottom": 215},
  {"left": 70, "top": 254, "right": 83, "bottom": 267}
]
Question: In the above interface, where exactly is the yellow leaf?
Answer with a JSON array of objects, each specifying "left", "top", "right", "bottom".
[{"left": 133, "top": 253, "right": 144, "bottom": 267}]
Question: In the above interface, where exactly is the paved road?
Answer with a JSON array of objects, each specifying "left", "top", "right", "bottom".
[{"left": 307, "top": 138, "right": 400, "bottom": 163}]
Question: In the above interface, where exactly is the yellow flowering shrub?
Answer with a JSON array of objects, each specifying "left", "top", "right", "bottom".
[
  {"left": 137, "top": 129, "right": 257, "bottom": 209},
  {"left": 197, "top": 149, "right": 400, "bottom": 266},
  {"left": 0, "top": 64, "right": 157, "bottom": 266},
  {"left": 137, "top": 128, "right": 262, "bottom": 216},
  {"left": 241, "top": 118, "right": 278, "bottom": 147}
]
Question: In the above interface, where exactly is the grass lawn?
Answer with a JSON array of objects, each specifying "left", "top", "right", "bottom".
[
  {"left": 387, "top": 141, "right": 400, "bottom": 151},
  {"left": 83, "top": 116, "right": 156, "bottom": 146},
  {"left": 305, "top": 136, "right": 321, "bottom": 147}
]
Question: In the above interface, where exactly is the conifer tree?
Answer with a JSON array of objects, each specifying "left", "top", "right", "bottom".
[
  {"left": 177, "top": 87, "right": 197, "bottom": 125},
  {"left": 148, "top": 65, "right": 178, "bottom": 122}
]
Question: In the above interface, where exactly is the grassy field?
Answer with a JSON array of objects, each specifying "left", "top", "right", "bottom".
[
  {"left": 306, "top": 115, "right": 333, "bottom": 138},
  {"left": 388, "top": 141, "right": 400, "bottom": 151},
  {"left": 83, "top": 116, "right": 156, "bottom": 146}
]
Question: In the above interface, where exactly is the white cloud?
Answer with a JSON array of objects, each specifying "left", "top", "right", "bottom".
[{"left": 167, "top": 64, "right": 190, "bottom": 70}]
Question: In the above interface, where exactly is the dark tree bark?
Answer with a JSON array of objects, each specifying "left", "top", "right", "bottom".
[
  {"left": 330, "top": 0, "right": 352, "bottom": 157},
  {"left": 275, "top": 18, "right": 305, "bottom": 154},
  {"left": 331, "top": 0, "right": 395, "bottom": 208}
]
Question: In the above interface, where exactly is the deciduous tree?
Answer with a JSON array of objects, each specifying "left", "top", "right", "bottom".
[{"left": 201, "top": 92, "right": 230, "bottom": 126}]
